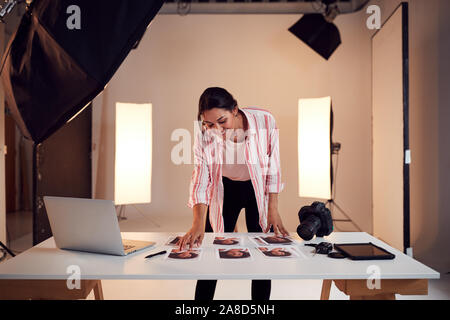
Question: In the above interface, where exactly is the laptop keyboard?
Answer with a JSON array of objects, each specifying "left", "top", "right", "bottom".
[{"left": 123, "top": 244, "right": 136, "bottom": 251}]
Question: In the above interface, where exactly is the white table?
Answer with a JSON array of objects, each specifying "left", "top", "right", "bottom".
[{"left": 0, "top": 232, "right": 440, "bottom": 300}]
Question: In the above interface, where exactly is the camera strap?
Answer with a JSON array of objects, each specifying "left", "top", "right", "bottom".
[{"left": 304, "top": 242, "right": 346, "bottom": 259}]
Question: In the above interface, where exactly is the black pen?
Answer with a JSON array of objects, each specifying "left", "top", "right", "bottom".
[{"left": 145, "top": 250, "right": 167, "bottom": 259}]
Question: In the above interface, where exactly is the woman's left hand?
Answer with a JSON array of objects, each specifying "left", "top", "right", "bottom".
[{"left": 265, "top": 207, "right": 289, "bottom": 237}]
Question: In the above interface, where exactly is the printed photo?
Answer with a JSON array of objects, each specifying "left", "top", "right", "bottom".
[
  {"left": 249, "top": 236, "right": 268, "bottom": 246},
  {"left": 260, "top": 235, "right": 293, "bottom": 245},
  {"left": 165, "top": 235, "right": 183, "bottom": 246},
  {"left": 216, "top": 248, "right": 252, "bottom": 260},
  {"left": 257, "top": 246, "right": 299, "bottom": 258},
  {"left": 166, "top": 248, "right": 202, "bottom": 260},
  {"left": 213, "top": 236, "right": 241, "bottom": 246}
]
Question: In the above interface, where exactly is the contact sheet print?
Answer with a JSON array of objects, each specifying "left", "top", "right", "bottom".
[
  {"left": 213, "top": 235, "right": 243, "bottom": 246},
  {"left": 165, "top": 235, "right": 184, "bottom": 246},
  {"left": 256, "top": 246, "right": 301, "bottom": 259},
  {"left": 216, "top": 248, "right": 253, "bottom": 261},
  {"left": 165, "top": 248, "right": 203, "bottom": 261},
  {"left": 159, "top": 233, "right": 309, "bottom": 262},
  {"left": 249, "top": 235, "right": 294, "bottom": 246}
]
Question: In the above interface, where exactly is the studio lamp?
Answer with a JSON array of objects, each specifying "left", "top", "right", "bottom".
[
  {"left": 115, "top": 102, "right": 152, "bottom": 220},
  {"left": 298, "top": 97, "right": 332, "bottom": 199},
  {"left": 288, "top": 0, "right": 341, "bottom": 60},
  {"left": 298, "top": 97, "right": 361, "bottom": 231}
]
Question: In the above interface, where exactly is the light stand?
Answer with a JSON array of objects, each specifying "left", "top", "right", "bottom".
[
  {"left": 0, "top": 240, "right": 15, "bottom": 259},
  {"left": 116, "top": 205, "right": 127, "bottom": 221},
  {"left": 327, "top": 142, "right": 362, "bottom": 232},
  {"left": 116, "top": 204, "right": 160, "bottom": 228}
]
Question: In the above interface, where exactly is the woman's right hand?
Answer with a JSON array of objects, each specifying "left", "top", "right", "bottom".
[{"left": 178, "top": 221, "right": 205, "bottom": 250}]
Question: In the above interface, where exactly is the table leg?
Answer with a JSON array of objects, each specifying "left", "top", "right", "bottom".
[
  {"left": 93, "top": 280, "right": 104, "bottom": 300},
  {"left": 0, "top": 279, "right": 104, "bottom": 300},
  {"left": 333, "top": 279, "right": 427, "bottom": 300},
  {"left": 350, "top": 293, "right": 396, "bottom": 300},
  {"left": 320, "top": 280, "right": 332, "bottom": 300}
]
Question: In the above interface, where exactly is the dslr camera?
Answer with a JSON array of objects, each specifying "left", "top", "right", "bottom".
[{"left": 297, "top": 202, "right": 333, "bottom": 241}]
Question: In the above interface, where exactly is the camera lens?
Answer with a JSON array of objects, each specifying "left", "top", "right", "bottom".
[{"left": 297, "top": 215, "right": 322, "bottom": 241}]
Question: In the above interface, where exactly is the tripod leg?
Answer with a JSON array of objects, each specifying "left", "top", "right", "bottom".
[
  {"left": 0, "top": 241, "right": 16, "bottom": 257},
  {"left": 331, "top": 201, "right": 362, "bottom": 232}
]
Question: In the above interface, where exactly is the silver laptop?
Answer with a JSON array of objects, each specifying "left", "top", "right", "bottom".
[{"left": 43, "top": 196, "right": 155, "bottom": 256}]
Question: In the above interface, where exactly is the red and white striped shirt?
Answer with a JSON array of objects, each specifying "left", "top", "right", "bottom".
[{"left": 187, "top": 107, "right": 285, "bottom": 233}]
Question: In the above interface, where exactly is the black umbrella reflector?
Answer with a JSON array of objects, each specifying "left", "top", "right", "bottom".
[
  {"left": 289, "top": 13, "right": 341, "bottom": 60},
  {"left": 0, "top": 0, "right": 164, "bottom": 143}
]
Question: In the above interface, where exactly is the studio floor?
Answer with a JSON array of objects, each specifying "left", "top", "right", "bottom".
[{"left": 3, "top": 207, "right": 450, "bottom": 300}]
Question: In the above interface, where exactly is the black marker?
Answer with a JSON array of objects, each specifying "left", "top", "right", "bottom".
[{"left": 145, "top": 250, "right": 167, "bottom": 259}]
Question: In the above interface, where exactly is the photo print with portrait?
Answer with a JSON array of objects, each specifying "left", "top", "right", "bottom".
[
  {"left": 166, "top": 248, "right": 202, "bottom": 261},
  {"left": 165, "top": 235, "right": 184, "bottom": 246},
  {"left": 257, "top": 246, "right": 300, "bottom": 259},
  {"left": 216, "top": 248, "right": 252, "bottom": 260},
  {"left": 213, "top": 236, "right": 242, "bottom": 246},
  {"left": 260, "top": 234, "right": 294, "bottom": 245},
  {"left": 248, "top": 236, "right": 269, "bottom": 246}
]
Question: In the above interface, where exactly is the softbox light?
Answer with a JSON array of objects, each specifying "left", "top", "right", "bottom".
[
  {"left": 289, "top": 13, "right": 341, "bottom": 60},
  {"left": 0, "top": 0, "right": 164, "bottom": 143},
  {"left": 115, "top": 102, "right": 152, "bottom": 206},
  {"left": 298, "top": 97, "right": 332, "bottom": 200}
]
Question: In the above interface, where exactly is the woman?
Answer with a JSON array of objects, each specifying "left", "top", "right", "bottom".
[{"left": 179, "top": 87, "right": 288, "bottom": 300}]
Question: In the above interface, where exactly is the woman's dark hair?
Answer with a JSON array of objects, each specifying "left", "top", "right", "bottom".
[{"left": 198, "top": 87, "right": 237, "bottom": 121}]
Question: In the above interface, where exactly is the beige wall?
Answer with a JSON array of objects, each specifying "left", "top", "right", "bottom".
[
  {"left": 93, "top": 12, "right": 373, "bottom": 234},
  {"left": 369, "top": 0, "right": 450, "bottom": 271}
]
